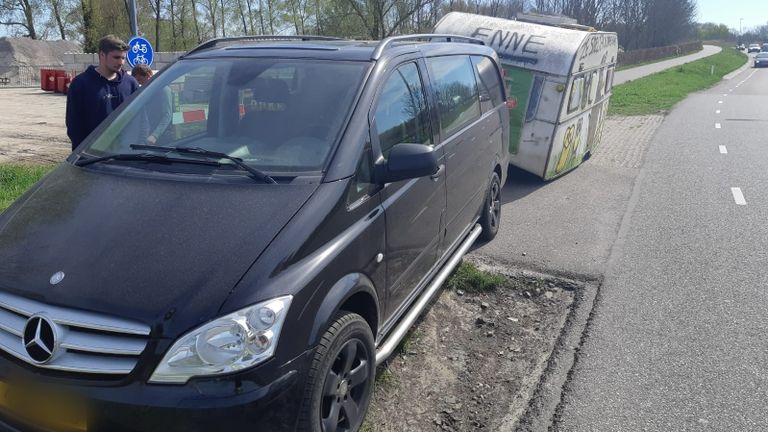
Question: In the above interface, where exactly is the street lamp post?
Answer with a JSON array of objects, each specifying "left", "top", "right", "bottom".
[
  {"left": 129, "top": 0, "right": 138, "bottom": 37},
  {"left": 739, "top": 18, "right": 743, "bottom": 36}
]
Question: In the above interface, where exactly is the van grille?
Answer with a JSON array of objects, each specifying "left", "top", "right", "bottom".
[{"left": 0, "top": 291, "right": 150, "bottom": 375}]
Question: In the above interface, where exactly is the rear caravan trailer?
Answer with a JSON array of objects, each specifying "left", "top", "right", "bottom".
[{"left": 435, "top": 12, "right": 618, "bottom": 180}]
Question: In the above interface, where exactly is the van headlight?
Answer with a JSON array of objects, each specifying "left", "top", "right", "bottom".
[{"left": 149, "top": 296, "right": 292, "bottom": 384}]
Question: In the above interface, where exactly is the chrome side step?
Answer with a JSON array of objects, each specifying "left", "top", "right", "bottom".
[{"left": 375, "top": 224, "right": 482, "bottom": 366}]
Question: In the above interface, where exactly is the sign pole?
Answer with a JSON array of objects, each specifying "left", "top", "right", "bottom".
[{"left": 129, "top": 0, "right": 138, "bottom": 37}]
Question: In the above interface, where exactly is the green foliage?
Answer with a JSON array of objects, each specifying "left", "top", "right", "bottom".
[
  {"left": 446, "top": 262, "right": 507, "bottom": 292},
  {"left": 697, "top": 22, "right": 735, "bottom": 41},
  {"left": 0, "top": 164, "right": 57, "bottom": 212},
  {"left": 609, "top": 48, "right": 747, "bottom": 116}
]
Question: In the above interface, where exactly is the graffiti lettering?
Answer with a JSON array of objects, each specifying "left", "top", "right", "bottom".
[
  {"left": 471, "top": 26, "right": 546, "bottom": 64},
  {"left": 522, "top": 35, "right": 546, "bottom": 55},
  {"left": 578, "top": 34, "right": 617, "bottom": 62},
  {"left": 555, "top": 118, "right": 583, "bottom": 173}
]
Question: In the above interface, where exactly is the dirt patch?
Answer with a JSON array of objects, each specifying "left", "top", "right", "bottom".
[
  {"left": 0, "top": 88, "right": 70, "bottom": 163},
  {"left": 364, "top": 262, "right": 580, "bottom": 431}
]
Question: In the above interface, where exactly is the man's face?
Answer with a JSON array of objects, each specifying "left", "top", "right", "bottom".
[{"left": 99, "top": 50, "right": 127, "bottom": 74}]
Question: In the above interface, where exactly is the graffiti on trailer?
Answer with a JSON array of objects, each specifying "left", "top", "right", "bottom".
[
  {"left": 578, "top": 33, "right": 617, "bottom": 62},
  {"left": 555, "top": 117, "right": 584, "bottom": 173},
  {"left": 471, "top": 27, "right": 546, "bottom": 65}
]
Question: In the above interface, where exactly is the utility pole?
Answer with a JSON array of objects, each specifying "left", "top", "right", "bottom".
[
  {"left": 739, "top": 18, "right": 743, "bottom": 36},
  {"left": 129, "top": 0, "right": 139, "bottom": 37}
]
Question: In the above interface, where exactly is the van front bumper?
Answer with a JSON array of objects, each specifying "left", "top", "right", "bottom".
[{"left": 0, "top": 349, "right": 313, "bottom": 432}]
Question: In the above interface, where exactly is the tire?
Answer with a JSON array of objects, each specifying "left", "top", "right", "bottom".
[
  {"left": 478, "top": 171, "right": 502, "bottom": 242},
  {"left": 298, "top": 312, "right": 375, "bottom": 432}
]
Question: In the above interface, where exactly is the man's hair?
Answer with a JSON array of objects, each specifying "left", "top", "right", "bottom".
[
  {"left": 98, "top": 35, "right": 128, "bottom": 54},
  {"left": 131, "top": 64, "right": 153, "bottom": 78}
]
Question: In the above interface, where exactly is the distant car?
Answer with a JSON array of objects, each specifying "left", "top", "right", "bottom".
[
  {"left": 737, "top": 44, "right": 746, "bottom": 51},
  {"left": 762, "top": 43, "right": 768, "bottom": 52},
  {"left": 748, "top": 44, "right": 761, "bottom": 53},
  {"left": 755, "top": 52, "right": 768, "bottom": 67}
]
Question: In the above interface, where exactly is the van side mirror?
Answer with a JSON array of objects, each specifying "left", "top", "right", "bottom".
[{"left": 377, "top": 143, "right": 438, "bottom": 184}]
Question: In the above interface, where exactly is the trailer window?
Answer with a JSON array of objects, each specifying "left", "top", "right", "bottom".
[
  {"left": 567, "top": 77, "right": 584, "bottom": 114},
  {"left": 525, "top": 76, "right": 544, "bottom": 123},
  {"left": 588, "top": 71, "right": 599, "bottom": 105},
  {"left": 605, "top": 67, "right": 615, "bottom": 94}
]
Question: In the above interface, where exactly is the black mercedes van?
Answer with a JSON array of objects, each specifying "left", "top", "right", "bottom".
[{"left": 0, "top": 35, "right": 509, "bottom": 431}]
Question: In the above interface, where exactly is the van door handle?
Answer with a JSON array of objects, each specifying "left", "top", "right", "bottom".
[{"left": 431, "top": 164, "right": 445, "bottom": 181}]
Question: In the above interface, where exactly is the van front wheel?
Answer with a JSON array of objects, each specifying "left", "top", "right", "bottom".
[
  {"left": 299, "top": 312, "right": 375, "bottom": 432},
  {"left": 479, "top": 172, "right": 501, "bottom": 242}
]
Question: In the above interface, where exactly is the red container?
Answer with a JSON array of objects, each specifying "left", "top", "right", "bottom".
[
  {"left": 39, "top": 68, "right": 48, "bottom": 90},
  {"left": 56, "top": 75, "right": 71, "bottom": 94},
  {"left": 42, "top": 69, "right": 57, "bottom": 91}
]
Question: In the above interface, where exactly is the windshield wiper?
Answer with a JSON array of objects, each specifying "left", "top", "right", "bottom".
[
  {"left": 75, "top": 152, "right": 219, "bottom": 168},
  {"left": 130, "top": 144, "right": 277, "bottom": 184}
]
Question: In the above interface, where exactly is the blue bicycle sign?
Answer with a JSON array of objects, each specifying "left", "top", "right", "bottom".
[{"left": 127, "top": 37, "right": 154, "bottom": 67}]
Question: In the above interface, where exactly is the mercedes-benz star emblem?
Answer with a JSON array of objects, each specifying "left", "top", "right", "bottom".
[
  {"left": 49, "top": 271, "right": 65, "bottom": 285},
  {"left": 22, "top": 315, "right": 59, "bottom": 364}
]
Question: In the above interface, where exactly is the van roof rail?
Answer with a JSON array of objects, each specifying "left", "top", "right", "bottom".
[
  {"left": 371, "top": 34, "right": 485, "bottom": 60},
  {"left": 183, "top": 35, "right": 348, "bottom": 57}
]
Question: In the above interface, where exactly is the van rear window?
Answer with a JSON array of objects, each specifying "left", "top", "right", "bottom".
[{"left": 471, "top": 56, "right": 504, "bottom": 111}]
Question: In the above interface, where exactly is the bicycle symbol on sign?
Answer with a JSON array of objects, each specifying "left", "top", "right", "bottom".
[
  {"left": 131, "top": 43, "right": 148, "bottom": 54},
  {"left": 134, "top": 54, "right": 148, "bottom": 65}
]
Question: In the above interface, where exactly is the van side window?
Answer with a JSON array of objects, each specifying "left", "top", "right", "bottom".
[
  {"left": 373, "top": 62, "right": 432, "bottom": 158},
  {"left": 471, "top": 56, "right": 504, "bottom": 112},
  {"left": 427, "top": 55, "right": 481, "bottom": 138}
]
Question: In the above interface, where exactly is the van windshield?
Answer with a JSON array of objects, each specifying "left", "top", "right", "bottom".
[{"left": 80, "top": 58, "right": 368, "bottom": 174}]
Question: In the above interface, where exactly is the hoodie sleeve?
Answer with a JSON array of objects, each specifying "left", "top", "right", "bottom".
[{"left": 65, "top": 78, "right": 86, "bottom": 150}]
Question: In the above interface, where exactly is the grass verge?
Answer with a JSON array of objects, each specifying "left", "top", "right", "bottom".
[
  {"left": 446, "top": 261, "right": 506, "bottom": 292},
  {"left": 0, "top": 163, "right": 57, "bottom": 212},
  {"left": 609, "top": 47, "right": 747, "bottom": 116}
]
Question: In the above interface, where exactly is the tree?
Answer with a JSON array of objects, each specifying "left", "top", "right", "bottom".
[
  {"left": 697, "top": 22, "right": 734, "bottom": 41},
  {"left": 0, "top": 0, "right": 41, "bottom": 38},
  {"left": 78, "top": 0, "right": 98, "bottom": 51},
  {"left": 49, "top": 0, "right": 68, "bottom": 39},
  {"left": 147, "top": 0, "right": 163, "bottom": 51}
]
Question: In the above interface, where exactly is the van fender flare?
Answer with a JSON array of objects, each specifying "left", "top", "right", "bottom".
[{"left": 307, "top": 273, "right": 379, "bottom": 348}]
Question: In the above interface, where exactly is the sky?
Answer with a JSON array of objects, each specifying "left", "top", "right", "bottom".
[{"left": 696, "top": 0, "right": 768, "bottom": 32}]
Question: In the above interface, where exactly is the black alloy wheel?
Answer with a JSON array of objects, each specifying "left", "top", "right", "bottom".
[
  {"left": 479, "top": 171, "right": 502, "bottom": 241},
  {"left": 299, "top": 312, "right": 375, "bottom": 432}
]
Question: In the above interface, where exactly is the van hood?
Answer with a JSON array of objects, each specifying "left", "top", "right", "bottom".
[{"left": 0, "top": 164, "right": 317, "bottom": 336}]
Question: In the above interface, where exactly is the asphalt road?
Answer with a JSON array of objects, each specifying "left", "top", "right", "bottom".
[{"left": 554, "top": 63, "right": 768, "bottom": 429}]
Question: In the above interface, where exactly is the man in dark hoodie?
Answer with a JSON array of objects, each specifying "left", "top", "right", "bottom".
[{"left": 66, "top": 35, "right": 140, "bottom": 150}]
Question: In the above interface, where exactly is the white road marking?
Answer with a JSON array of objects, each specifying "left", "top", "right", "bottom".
[
  {"left": 718, "top": 101, "right": 723, "bottom": 104},
  {"left": 731, "top": 188, "right": 747, "bottom": 206},
  {"left": 715, "top": 123, "right": 721, "bottom": 129},
  {"left": 716, "top": 110, "right": 721, "bottom": 114},
  {"left": 719, "top": 145, "right": 727, "bottom": 154},
  {"left": 723, "top": 94, "right": 728, "bottom": 97}
]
